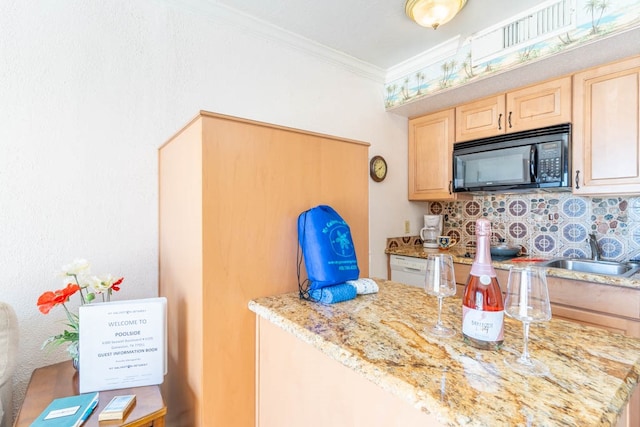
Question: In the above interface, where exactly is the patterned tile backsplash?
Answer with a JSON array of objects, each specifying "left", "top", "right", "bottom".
[{"left": 426, "top": 193, "right": 640, "bottom": 262}]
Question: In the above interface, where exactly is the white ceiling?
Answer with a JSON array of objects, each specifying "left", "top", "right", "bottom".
[{"left": 214, "top": 0, "right": 548, "bottom": 70}]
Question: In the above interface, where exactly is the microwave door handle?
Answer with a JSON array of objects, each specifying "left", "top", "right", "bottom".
[{"left": 530, "top": 145, "right": 537, "bottom": 183}]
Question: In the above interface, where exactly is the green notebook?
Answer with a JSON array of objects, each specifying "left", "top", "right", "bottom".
[{"left": 30, "top": 392, "right": 99, "bottom": 427}]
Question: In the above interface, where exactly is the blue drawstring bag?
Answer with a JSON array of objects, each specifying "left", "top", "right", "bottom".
[{"left": 297, "top": 205, "right": 359, "bottom": 299}]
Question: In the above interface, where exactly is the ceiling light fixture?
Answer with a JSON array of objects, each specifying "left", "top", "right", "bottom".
[{"left": 405, "top": 0, "right": 468, "bottom": 30}]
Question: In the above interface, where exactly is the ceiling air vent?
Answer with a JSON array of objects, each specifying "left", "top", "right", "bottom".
[{"left": 470, "top": 0, "right": 576, "bottom": 67}]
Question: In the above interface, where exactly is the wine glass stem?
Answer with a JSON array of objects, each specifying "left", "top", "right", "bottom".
[
  {"left": 436, "top": 296, "right": 444, "bottom": 327},
  {"left": 521, "top": 321, "right": 531, "bottom": 363}
]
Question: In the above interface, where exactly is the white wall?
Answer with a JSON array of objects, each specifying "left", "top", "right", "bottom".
[{"left": 0, "top": 0, "right": 425, "bottom": 419}]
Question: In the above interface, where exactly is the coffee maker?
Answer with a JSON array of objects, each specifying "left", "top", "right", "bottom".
[{"left": 420, "top": 215, "right": 443, "bottom": 249}]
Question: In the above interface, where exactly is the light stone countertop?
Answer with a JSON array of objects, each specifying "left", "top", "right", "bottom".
[
  {"left": 249, "top": 280, "right": 640, "bottom": 427},
  {"left": 386, "top": 246, "right": 640, "bottom": 290}
]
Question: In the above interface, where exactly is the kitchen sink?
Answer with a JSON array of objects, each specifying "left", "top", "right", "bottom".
[{"left": 540, "top": 258, "right": 640, "bottom": 277}]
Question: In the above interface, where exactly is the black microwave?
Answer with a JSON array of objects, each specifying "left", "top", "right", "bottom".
[{"left": 452, "top": 123, "right": 571, "bottom": 193}]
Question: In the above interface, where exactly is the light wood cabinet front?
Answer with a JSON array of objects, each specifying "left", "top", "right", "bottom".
[
  {"left": 408, "top": 109, "right": 456, "bottom": 200},
  {"left": 256, "top": 317, "right": 440, "bottom": 427},
  {"left": 506, "top": 76, "right": 571, "bottom": 132},
  {"left": 455, "top": 76, "right": 571, "bottom": 142},
  {"left": 455, "top": 95, "right": 505, "bottom": 141},
  {"left": 572, "top": 55, "right": 640, "bottom": 195},
  {"left": 159, "top": 111, "right": 369, "bottom": 427}
]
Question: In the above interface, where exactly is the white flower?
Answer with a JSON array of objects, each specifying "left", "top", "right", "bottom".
[
  {"left": 59, "top": 258, "right": 91, "bottom": 278},
  {"left": 87, "top": 274, "right": 122, "bottom": 293},
  {"left": 86, "top": 275, "right": 110, "bottom": 293}
]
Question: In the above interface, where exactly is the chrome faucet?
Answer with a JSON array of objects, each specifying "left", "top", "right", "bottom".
[{"left": 588, "top": 233, "right": 601, "bottom": 261}]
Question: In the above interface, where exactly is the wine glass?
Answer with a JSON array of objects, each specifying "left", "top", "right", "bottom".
[
  {"left": 503, "top": 266, "right": 552, "bottom": 376},
  {"left": 424, "top": 254, "right": 457, "bottom": 338}
]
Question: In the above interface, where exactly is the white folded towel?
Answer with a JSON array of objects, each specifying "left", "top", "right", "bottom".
[{"left": 345, "top": 278, "right": 379, "bottom": 295}]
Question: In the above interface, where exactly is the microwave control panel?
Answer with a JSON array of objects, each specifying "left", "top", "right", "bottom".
[{"left": 538, "top": 142, "right": 562, "bottom": 183}]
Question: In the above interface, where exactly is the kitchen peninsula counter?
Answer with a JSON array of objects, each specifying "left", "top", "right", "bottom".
[{"left": 249, "top": 280, "right": 640, "bottom": 426}]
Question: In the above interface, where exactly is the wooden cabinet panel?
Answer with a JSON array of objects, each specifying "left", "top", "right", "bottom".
[
  {"left": 455, "top": 95, "right": 505, "bottom": 141},
  {"left": 546, "top": 277, "right": 640, "bottom": 319},
  {"left": 551, "top": 305, "right": 640, "bottom": 337},
  {"left": 159, "top": 111, "right": 369, "bottom": 426},
  {"left": 455, "top": 77, "right": 571, "bottom": 142},
  {"left": 256, "top": 317, "right": 440, "bottom": 427},
  {"left": 408, "top": 109, "right": 457, "bottom": 200},
  {"left": 572, "top": 55, "right": 640, "bottom": 195},
  {"left": 506, "top": 76, "right": 571, "bottom": 132}
]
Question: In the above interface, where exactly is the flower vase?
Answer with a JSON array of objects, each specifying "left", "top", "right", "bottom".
[{"left": 68, "top": 341, "right": 79, "bottom": 371}]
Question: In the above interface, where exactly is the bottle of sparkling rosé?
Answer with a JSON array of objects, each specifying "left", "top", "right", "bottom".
[{"left": 462, "top": 218, "right": 504, "bottom": 350}]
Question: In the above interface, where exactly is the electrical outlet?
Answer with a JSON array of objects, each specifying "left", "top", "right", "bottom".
[{"left": 404, "top": 220, "right": 410, "bottom": 234}]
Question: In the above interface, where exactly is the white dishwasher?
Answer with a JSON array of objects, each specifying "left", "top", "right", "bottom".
[{"left": 389, "top": 255, "right": 427, "bottom": 288}]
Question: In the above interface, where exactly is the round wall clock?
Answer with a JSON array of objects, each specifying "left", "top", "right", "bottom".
[{"left": 370, "top": 155, "right": 388, "bottom": 182}]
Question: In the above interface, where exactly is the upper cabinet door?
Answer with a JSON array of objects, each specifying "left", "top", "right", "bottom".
[
  {"left": 408, "top": 109, "right": 456, "bottom": 201},
  {"left": 455, "top": 77, "right": 571, "bottom": 142},
  {"left": 572, "top": 55, "right": 640, "bottom": 195},
  {"left": 455, "top": 95, "right": 505, "bottom": 142},
  {"left": 506, "top": 76, "right": 572, "bottom": 133}
]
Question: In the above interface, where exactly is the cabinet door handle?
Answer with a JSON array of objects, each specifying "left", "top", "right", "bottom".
[
  {"left": 575, "top": 170, "right": 580, "bottom": 189},
  {"left": 498, "top": 113, "right": 502, "bottom": 130},
  {"left": 449, "top": 180, "right": 452, "bottom": 194},
  {"left": 508, "top": 111, "right": 512, "bottom": 128}
]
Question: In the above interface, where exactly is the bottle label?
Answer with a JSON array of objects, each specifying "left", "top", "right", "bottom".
[{"left": 462, "top": 306, "right": 504, "bottom": 342}]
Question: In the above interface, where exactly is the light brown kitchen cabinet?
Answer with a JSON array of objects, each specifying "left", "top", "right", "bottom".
[
  {"left": 455, "top": 76, "right": 572, "bottom": 142},
  {"left": 572, "top": 55, "right": 640, "bottom": 195},
  {"left": 454, "top": 262, "right": 640, "bottom": 427},
  {"left": 159, "top": 111, "right": 369, "bottom": 426},
  {"left": 408, "top": 108, "right": 459, "bottom": 201}
]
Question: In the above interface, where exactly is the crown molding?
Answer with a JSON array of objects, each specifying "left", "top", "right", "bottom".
[{"left": 162, "top": 0, "right": 386, "bottom": 83}]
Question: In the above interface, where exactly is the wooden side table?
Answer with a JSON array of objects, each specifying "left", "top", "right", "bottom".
[{"left": 13, "top": 360, "right": 166, "bottom": 426}]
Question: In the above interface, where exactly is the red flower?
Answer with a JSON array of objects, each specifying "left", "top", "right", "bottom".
[
  {"left": 36, "top": 292, "right": 59, "bottom": 314},
  {"left": 59, "top": 283, "right": 80, "bottom": 299},
  {"left": 111, "top": 277, "right": 124, "bottom": 292},
  {"left": 37, "top": 283, "right": 80, "bottom": 314}
]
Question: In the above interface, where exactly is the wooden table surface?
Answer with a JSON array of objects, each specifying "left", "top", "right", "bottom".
[{"left": 13, "top": 360, "right": 166, "bottom": 427}]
